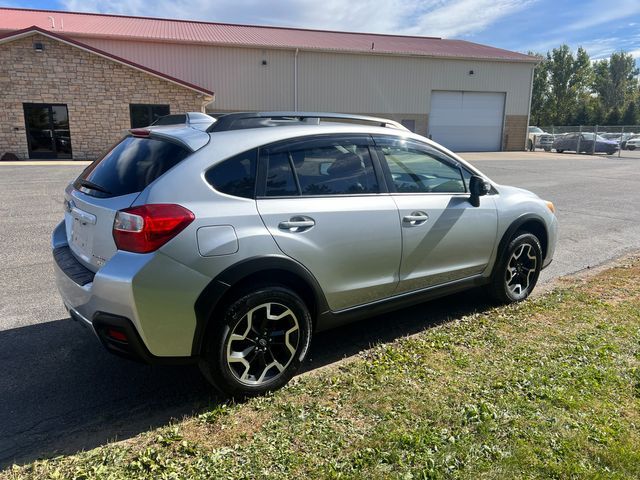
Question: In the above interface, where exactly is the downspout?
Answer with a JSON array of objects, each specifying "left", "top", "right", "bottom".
[
  {"left": 520, "top": 62, "right": 536, "bottom": 151},
  {"left": 294, "top": 48, "right": 299, "bottom": 111}
]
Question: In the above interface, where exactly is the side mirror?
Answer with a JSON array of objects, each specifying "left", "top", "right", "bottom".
[{"left": 469, "top": 175, "right": 491, "bottom": 207}]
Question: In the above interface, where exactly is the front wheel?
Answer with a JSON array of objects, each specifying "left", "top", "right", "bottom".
[
  {"left": 199, "top": 286, "right": 312, "bottom": 398},
  {"left": 487, "top": 232, "right": 542, "bottom": 303}
]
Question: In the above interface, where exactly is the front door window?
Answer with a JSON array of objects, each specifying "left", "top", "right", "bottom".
[{"left": 23, "top": 103, "right": 72, "bottom": 159}]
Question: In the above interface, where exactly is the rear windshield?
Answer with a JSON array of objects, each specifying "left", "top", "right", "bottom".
[{"left": 74, "top": 136, "right": 190, "bottom": 198}]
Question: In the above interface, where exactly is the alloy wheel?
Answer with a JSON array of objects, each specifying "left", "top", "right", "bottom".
[
  {"left": 505, "top": 243, "right": 538, "bottom": 297},
  {"left": 225, "top": 302, "right": 300, "bottom": 385}
]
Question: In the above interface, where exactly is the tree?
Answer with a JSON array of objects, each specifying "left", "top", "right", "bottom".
[
  {"left": 572, "top": 98, "right": 590, "bottom": 125},
  {"left": 622, "top": 101, "right": 638, "bottom": 125},
  {"left": 529, "top": 45, "right": 638, "bottom": 126},
  {"left": 546, "top": 45, "right": 592, "bottom": 124},
  {"left": 592, "top": 52, "right": 639, "bottom": 111},
  {"left": 606, "top": 107, "right": 621, "bottom": 125},
  {"left": 528, "top": 52, "right": 550, "bottom": 125}
]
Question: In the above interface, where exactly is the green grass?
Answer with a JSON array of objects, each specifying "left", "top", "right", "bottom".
[{"left": 5, "top": 259, "right": 640, "bottom": 479}]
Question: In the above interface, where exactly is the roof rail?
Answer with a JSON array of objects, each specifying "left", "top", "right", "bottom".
[{"left": 206, "top": 111, "right": 409, "bottom": 132}]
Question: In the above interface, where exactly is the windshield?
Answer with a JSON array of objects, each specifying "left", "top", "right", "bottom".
[
  {"left": 581, "top": 133, "right": 609, "bottom": 141},
  {"left": 528, "top": 127, "right": 543, "bottom": 133}
]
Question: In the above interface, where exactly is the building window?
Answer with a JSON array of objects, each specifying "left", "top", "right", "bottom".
[{"left": 129, "top": 104, "right": 170, "bottom": 128}]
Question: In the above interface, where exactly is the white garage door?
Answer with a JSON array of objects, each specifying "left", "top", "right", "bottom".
[{"left": 429, "top": 91, "right": 505, "bottom": 152}]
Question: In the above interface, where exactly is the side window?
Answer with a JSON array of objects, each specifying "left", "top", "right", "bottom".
[
  {"left": 264, "top": 151, "right": 298, "bottom": 196},
  {"left": 376, "top": 138, "right": 465, "bottom": 193},
  {"left": 205, "top": 150, "right": 257, "bottom": 199},
  {"left": 291, "top": 142, "right": 378, "bottom": 195},
  {"left": 260, "top": 137, "right": 379, "bottom": 197}
]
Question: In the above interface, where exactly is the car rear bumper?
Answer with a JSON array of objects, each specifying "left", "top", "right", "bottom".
[{"left": 52, "top": 220, "right": 209, "bottom": 361}]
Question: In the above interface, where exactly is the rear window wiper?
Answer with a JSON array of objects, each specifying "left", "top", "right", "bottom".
[{"left": 77, "top": 179, "right": 111, "bottom": 195}]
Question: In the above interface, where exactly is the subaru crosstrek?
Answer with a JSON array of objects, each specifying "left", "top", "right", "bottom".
[{"left": 52, "top": 112, "right": 558, "bottom": 397}]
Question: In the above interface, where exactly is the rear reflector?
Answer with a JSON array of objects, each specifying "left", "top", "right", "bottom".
[
  {"left": 106, "top": 328, "right": 128, "bottom": 343},
  {"left": 113, "top": 204, "right": 195, "bottom": 254}
]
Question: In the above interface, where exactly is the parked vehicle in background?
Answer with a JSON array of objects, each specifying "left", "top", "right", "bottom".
[
  {"left": 150, "top": 112, "right": 215, "bottom": 131},
  {"left": 52, "top": 111, "right": 557, "bottom": 397},
  {"left": 527, "top": 126, "right": 554, "bottom": 151},
  {"left": 626, "top": 135, "right": 640, "bottom": 150},
  {"left": 553, "top": 132, "right": 618, "bottom": 155},
  {"left": 601, "top": 132, "right": 639, "bottom": 150}
]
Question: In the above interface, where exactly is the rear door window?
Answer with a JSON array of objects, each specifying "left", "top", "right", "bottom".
[
  {"left": 260, "top": 135, "right": 379, "bottom": 196},
  {"left": 75, "top": 136, "right": 190, "bottom": 198}
]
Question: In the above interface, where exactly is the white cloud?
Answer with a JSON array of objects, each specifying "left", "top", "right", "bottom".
[
  {"left": 59, "top": 0, "right": 535, "bottom": 38},
  {"left": 561, "top": 0, "right": 640, "bottom": 32}
]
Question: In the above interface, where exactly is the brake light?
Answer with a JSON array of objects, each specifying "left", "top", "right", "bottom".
[
  {"left": 113, "top": 204, "right": 195, "bottom": 253},
  {"left": 129, "top": 128, "right": 150, "bottom": 137}
]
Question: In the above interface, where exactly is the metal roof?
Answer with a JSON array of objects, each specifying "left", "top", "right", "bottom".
[{"left": 0, "top": 7, "right": 538, "bottom": 63}]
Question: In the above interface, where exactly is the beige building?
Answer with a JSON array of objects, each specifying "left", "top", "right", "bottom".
[{"left": 0, "top": 8, "right": 538, "bottom": 160}]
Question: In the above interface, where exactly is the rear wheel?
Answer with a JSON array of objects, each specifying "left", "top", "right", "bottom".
[
  {"left": 556, "top": 149, "right": 564, "bottom": 153},
  {"left": 487, "top": 232, "right": 542, "bottom": 303},
  {"left": 199, "top": 286, "right": 312, "bottom": 398}
]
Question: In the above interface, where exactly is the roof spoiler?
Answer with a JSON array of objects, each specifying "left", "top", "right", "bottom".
[
  {"left": 128, "top": 126, "right": 210, "bottom": 152},
  {"left": 207, "top": 111, "right": 410, "bottom": 132}
]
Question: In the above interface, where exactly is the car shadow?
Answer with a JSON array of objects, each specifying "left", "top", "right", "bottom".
[{"left": 1, "top": 288, "right": 491, "bottom": 468}]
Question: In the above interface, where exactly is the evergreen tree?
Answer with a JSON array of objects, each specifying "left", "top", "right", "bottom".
[{"left": 622, "top": 101, "right": 638, "bottom": 125}]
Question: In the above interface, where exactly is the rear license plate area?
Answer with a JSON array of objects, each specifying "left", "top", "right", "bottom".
[{"left": 71, "top": 217, "right": 94, "bottom": 260}]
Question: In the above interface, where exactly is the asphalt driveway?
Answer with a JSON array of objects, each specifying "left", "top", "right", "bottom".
[{"left": 1, "top": 151, "right": 639, "bottom": 467}]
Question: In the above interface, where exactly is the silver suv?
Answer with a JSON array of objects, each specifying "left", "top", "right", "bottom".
[{"left": 52, "top": 112, "right": 557, "bottom": 397}]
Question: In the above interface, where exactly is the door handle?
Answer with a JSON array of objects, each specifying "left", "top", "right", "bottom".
[
  {"left": 278, "top": 216, "right": 315, "bottom": 232},
  {"left": 402, "top": 211, "right": 429, "bottom": 226}
]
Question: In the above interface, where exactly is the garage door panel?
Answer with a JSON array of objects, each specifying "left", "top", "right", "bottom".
[{"left": 429, "top": 91, "right": 505, "bottom": 152}]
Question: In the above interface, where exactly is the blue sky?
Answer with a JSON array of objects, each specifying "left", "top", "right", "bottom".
[{"left": 4, "top": 0, "right": 640, "bottom": 59}]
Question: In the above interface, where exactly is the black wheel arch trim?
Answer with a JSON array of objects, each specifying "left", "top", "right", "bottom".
[
  {"left": 192, "top": 254, "right": 330, "bottom": 356},
  {"left": 496, "top": 213, "right": 548, "bottom": 265}
]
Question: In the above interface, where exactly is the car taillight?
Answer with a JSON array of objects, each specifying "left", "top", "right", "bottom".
[{"left": 113, "top": 204, "right": 195, "bottom": 253}]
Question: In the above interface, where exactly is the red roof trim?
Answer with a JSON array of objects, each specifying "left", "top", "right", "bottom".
[{"left": 0, "top": 25, "right": 214, "bottom": 96}]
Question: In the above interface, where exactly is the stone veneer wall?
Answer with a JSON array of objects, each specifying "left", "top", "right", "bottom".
[
  {"left": 0, "top": 34, "right": 211, "bottom": 160},
  {"left": 503, "top": 115, "right": 528, "bottom": 151}
]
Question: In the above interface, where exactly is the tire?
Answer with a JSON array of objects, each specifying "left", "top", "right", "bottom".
[
  {"left": 556, "top": 149, "right": 564, "bottom": 153},
  {"left": 199, "top": 286, "right": 312, "bottom": 398},
  {"left": 487, "top": 232, "right": 542, "bottom": 304},
  {"left": 628, "top": 146, "right": 636, "bottom": 151},
  {"left": 544, "top": 147, "right": 551, "bottom": 152}
]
